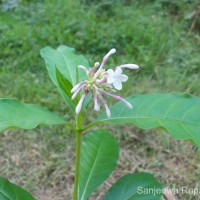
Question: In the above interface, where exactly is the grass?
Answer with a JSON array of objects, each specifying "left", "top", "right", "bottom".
[{"left": 0, "top": 0, "right": 200, "bottom": 199}]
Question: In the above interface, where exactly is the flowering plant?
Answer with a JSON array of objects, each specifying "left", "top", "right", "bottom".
[
  {"left": 72, "top": 48, "right": 138, "bottom": 117},
  {"left": 0, "top": 45, "right": 199, "bottom": 200}
]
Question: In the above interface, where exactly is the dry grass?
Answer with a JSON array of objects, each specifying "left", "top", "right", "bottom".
[{"left": 1, "top": 125, "right": 200, "bottom": 200}]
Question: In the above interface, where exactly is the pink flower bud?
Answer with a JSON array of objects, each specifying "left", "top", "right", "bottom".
[
  {"left": 71, "top": 81, "right": 84, "bottom": 93},
  {"left": 101, "top": 90, "right": 133, "bottom": 109},
  {"left": 93, "top": 48, "right": 116, "bottom": 80},
  {"left": 75, "top": 93, "right": 87, "bottom": 114},
  {"left": 98, "top": 94, "right": 111, "bottom": 118},
  {"left": 116, "top": 64, "right": 139, "bottom": 70},
  {"left": 93, "top": 62, "right": 100, "bottom": 68},
  {"left": 93, "top": 94, "right": 100, "bottom": 111},
  {"left": 71, "top": 85, "right": 83, "bottom": 100},
  {"left": 78, "top": 65, "right": 89, "bottom": 75}
]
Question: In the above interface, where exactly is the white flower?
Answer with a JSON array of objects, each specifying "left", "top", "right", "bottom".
[
  {"left": 107, "top": 68, "right": 128, "bottom": 90},
  {"left": 71, "top": 48, "right": 139, "bottom": 117}
]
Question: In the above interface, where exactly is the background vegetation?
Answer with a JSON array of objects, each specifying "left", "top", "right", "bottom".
[{"left": 0, "top": 0, "right": 200, "bottom": 199}]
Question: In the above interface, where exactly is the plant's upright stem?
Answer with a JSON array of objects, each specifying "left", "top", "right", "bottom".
[{"left": 73, "top": 112, "right": 83, "bottom": 200}]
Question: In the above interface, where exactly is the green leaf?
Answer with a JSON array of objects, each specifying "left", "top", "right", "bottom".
[
  {"left": 104, "top": 173, "right": 163, "bottom": 200},
  {"left": 55, "top": 68, "right": 78, "bottom": 109},
  {"left": 79, "top": 130, "right": 119, "bottom": 200},
  {"left": 0, "top": 177, "right": 36, "bottom": 200},
  {"left": 95, "top": 93, "right": 200, "bottom": 147},
  {"left": 40, "top": 45, "right": 90, "bottom": 111},
  {"left": 0, "top": 99, "right": 65, "bottom": 132}
]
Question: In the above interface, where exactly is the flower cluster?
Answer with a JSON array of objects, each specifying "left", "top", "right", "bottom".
[{"left": 71, "top": 48, "right": 139, "bottom": 117}]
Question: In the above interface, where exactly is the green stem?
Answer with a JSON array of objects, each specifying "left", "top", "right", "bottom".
[
  {"left": 82, "top": 121, "right": 102, "bottom": 133},
  {"left": 73, "top": 112, "right": 83, "bottom": 200}
]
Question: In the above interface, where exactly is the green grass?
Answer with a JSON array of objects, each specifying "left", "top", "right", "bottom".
[{"left": 0, "top": 0, "right": 200, "bottom": 199}]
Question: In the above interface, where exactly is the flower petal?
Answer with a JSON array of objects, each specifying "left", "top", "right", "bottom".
[
  {"left": 120, "top": 74, "right": 128, "bottom": 82},
  {"left": 114, "top": 68, "right": 122, "bottom": 76},
  {"left": 113, "top": 80, "right": 122, "bottom": 90},
  {"left": 107, "top": 69, "right": 114, "bottom": 84}
]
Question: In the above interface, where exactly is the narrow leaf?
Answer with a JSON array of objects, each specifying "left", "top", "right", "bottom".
[
  {"left": 0, "top": 177, "right": 36, "bottom": 200},
  {"left": 56, "top": 68, "right": 78, "bottom": 110},
  {"left": 0, "top": 99, "right": 65, "bottom": 132},
  {"left": 79, "top": 130, "right": 119, "bottom": 200},
  {"left": 40, "top": 45, "right": 90, "bottom": 111},
  {"left": 95, "top": 93, "right": 200, "bottom": 147},
  {"left": 104, "top": 173, "right": 163, "bottom": 200}
]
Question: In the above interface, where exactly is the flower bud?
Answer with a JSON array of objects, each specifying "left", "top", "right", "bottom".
[
  {"left": 76, "top": 93, "right": 87, "bottom": 114},
  {"left": 71, "top": 82, "right": 84, "bottom": 93},
  {"left": 117, "top": 64, "right": 139, "bottom": 69}
]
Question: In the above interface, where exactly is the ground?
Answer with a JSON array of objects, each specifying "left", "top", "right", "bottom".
[{"left": 0, "top": 0, "right": 200, "bottom": 199}]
